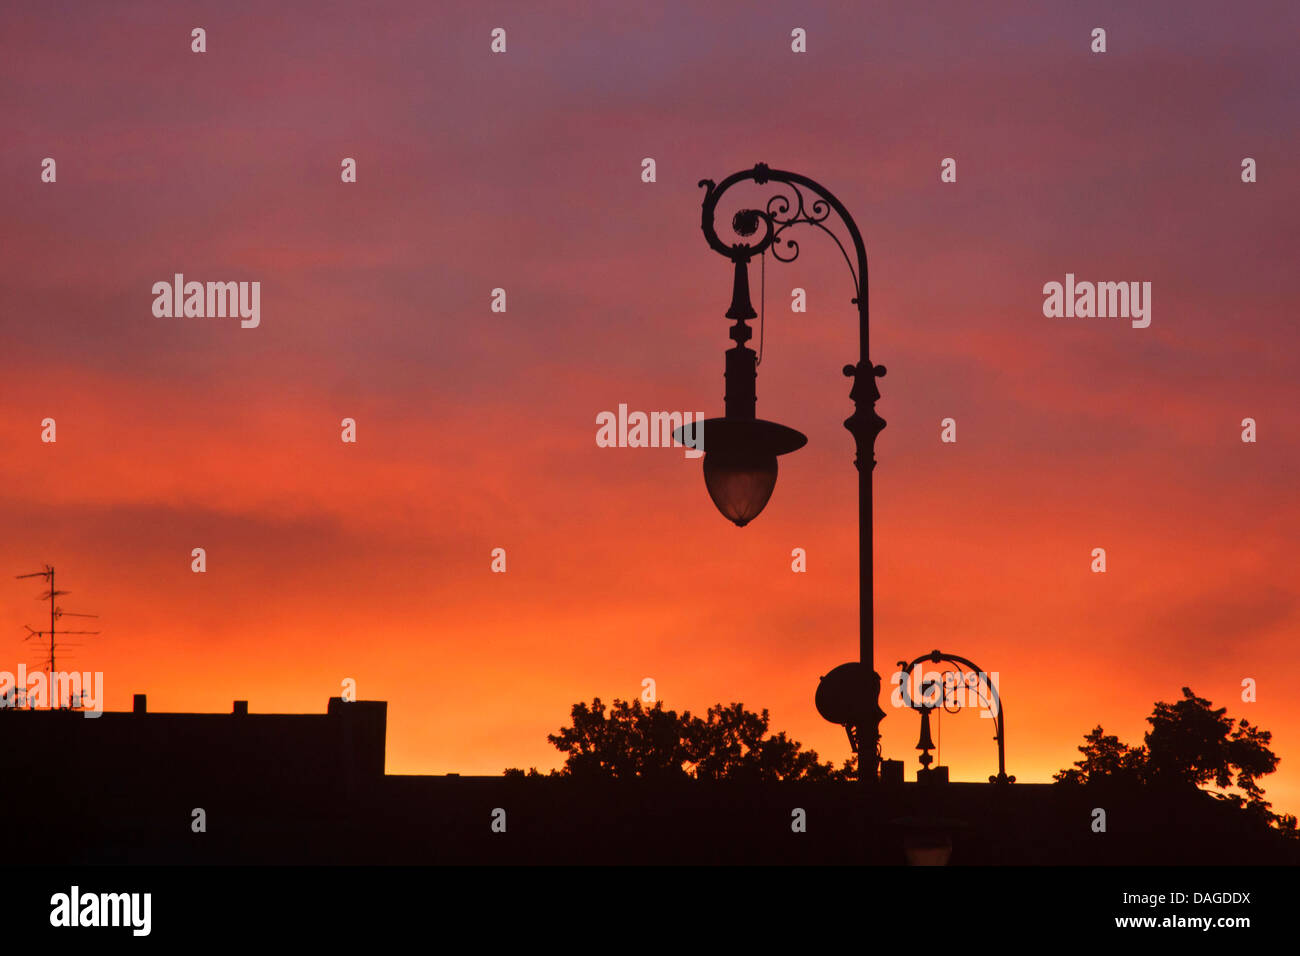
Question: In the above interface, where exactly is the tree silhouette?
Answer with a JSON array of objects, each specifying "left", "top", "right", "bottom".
[
  {"left": 537, "top": 697, "right": 853, "bottom": 781},
  {"left": 1145, "top": 688, "right": 1274, "bottom": 790},
  {"left": 1052, "top": 725, "right": 1145, "bottom": 785},
  {"left": 544, "top": 698, "right": 693, "bottom": 779},
  {"left": 1055, "top": 687, "right": 1297, "bottom": 835}
]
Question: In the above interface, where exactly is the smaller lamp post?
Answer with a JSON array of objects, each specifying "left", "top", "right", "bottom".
[{"left": 897, "top": 650, "right": 1015, "bottom": 785}]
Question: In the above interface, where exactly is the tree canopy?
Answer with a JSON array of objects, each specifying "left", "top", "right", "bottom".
[
  {"left": 1054, "top": 687, "right": 1296, "bottom": 834},
  {"left": 523, "top": 697, "right": 854, "bottom": 782}
]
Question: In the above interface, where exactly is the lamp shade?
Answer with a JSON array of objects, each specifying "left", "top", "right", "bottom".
[
  {"left": 703, "top": 452, "right": 777, "bottom": 527},
  {"left": 889, "top": 816, "right": 966, "bottom": 867},
  {"left": 903, "top": 834, "right": 953, "bottom": 867},
  {"left": 675, "top": 417, "right": 807, "bottom": 527}
]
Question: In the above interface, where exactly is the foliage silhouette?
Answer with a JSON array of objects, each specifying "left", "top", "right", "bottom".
[
  {"left": 1052, "top": 726, "right": 1146, "bottom": 785},
  {"left": 523, "top": 697, "right": 855, "bottom": 782},
  {"left": 1054, "top": 687, "right": 1297, "bottom": 835}
]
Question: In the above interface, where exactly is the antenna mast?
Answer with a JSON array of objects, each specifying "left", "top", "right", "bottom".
[{"left": 15, "top": 565, "right": 100, "bottom": 709}]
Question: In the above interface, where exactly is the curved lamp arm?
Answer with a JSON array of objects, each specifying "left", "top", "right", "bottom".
[
  {"left": 699, "top": 162, "right": 872, "bottom": 362},
  {"left": 897, "top": 650, "right": 1015, "bottom": 784}
]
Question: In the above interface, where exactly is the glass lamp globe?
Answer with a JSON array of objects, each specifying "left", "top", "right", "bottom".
[
  {"left": 703, "top": 452, "right": 778, "bottom": 527},
  {"left": 677, "top": 417, "right": 806, "bottom": 527}
]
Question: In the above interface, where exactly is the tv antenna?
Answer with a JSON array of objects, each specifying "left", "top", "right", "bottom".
[{"left": 15, "top": 565, "right": 100, "bottom": 709}]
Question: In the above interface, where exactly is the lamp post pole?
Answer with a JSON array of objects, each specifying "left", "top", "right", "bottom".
[{"left": 697, "top": 163, "right": 887, "bottom": 781}]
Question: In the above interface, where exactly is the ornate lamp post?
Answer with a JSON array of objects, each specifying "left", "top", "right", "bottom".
[
  {"left": 898, "top": 649, "right": 1015, "bottom": 784},
  {"left": 678, "top": 163, "right": 888, "bottom": 782}
]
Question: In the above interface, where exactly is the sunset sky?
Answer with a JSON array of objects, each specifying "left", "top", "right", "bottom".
[{"left": 3, "top": 1, "right": 1298, "bottom": 812}]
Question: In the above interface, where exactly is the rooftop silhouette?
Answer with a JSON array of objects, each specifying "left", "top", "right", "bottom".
[{"left": 3, "top": 692, "right": 1295, "bottom": 865}]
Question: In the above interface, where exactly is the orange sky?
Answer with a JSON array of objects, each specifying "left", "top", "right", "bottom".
[{"left": 2, "top": 1, "right": 1297, "bottom": 813}]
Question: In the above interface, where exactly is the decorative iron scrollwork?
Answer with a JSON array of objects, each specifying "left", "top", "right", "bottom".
[
  {"left": 897, "top": 649, "right": 1015, "bottom": 784},
  {"left": 699, "top": 165, "right": 863, "bottom": 300}
]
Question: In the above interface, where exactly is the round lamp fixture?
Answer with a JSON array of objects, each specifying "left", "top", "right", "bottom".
[{"left": 677, "top": 417, "right": 806, "bottom": 527}]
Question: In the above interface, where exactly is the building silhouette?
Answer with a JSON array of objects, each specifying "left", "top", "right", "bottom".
[{"left": 2, "top": 694, "right": 1294, "bottom": 865}]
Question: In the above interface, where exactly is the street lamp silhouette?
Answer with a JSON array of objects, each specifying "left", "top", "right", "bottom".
[{"left": 677, "top": 163, "right": 888, "bottom": 781}]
